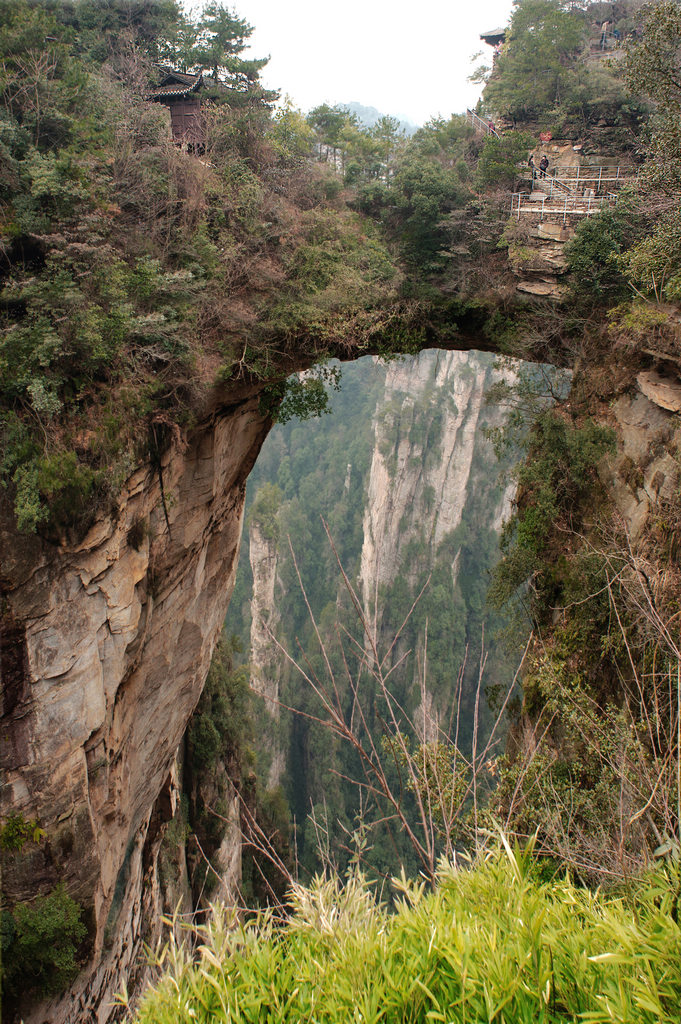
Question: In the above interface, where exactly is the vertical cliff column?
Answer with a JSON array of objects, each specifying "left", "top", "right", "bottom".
[
  {"left": 0, "top": 394, "right": 271, "bottom": 1024},
  {"left": 360, "top": 350, "right": 515, "bottom": 623},
  {"left": 248, "top": 520, "right": 284, "bottom": 788},
  {"left": 358, "top": 350, "right": 517, "bottom": 728}
]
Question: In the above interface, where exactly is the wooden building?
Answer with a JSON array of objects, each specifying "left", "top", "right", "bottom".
[
  {"left": 147, "top": 67, "right": 206, "bottom": 148},
  {"left": 480, "top": 26, "right": 507, "bottom": 47}
]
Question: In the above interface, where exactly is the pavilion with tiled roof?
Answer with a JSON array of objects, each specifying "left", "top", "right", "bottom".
[
  {"left": 147, "top": 67, "right": 206, "bottom": 146},
  {"left": 480, "top": 26, "right": 506, "bottom": 46}
]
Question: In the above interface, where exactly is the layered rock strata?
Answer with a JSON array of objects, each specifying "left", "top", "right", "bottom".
[{"left": 0, "top": 395, "right": 269, "bottom": 1023}]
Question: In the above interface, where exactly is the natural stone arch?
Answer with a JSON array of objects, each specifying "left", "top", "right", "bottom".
[{"left": 2, "top": 310, "right": 665, "bottom": 1022}]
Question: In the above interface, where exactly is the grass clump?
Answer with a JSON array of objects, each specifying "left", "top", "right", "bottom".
[{"left": 131, "top": 844, "right": 680, "bottom": 1023}]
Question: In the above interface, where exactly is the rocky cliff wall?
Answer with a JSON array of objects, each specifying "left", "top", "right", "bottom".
[
  {"left": 0, "top": 394, "right": 270, "bottom": 1023},
  {"left": 359, "top": 350, "right": 515, "bottom": 624},
  {"left": 248, "top": 520, "right": 284, "bottom": 788}
]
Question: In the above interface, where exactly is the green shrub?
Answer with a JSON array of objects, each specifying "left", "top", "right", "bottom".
[
  {"left": 564, "top": 206, "right": 634, "bottom": 308},
  {"left": 0, "top": 813, "right": 45, "bottom": 851},
  {"left": 389, "top": 157, "right": 465, "bottom": 269},
  {"left": 489, "top": 411, "right": 616, "bottom": 610},
  {"left": 260, "top": 364, "right": 342, "bottom": 425},
  {"left": 10, "top": 450, "right": 100, "bottom": 533},
  {"left": 475, "top": 130, "right": 535, "bottom": 189},
  {"left": 246, "top": 482, "right": 282, "bottom": 541},
  {"left": 187, "top": 636, "right": 252, "bottom": 772},
  {"left": 2, "top": 884, "right": 87, "bottom": 997}
]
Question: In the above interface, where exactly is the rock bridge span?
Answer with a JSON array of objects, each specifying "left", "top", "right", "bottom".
[{"left": 2, "top": 311, "right": 677, "bottom": 1022}]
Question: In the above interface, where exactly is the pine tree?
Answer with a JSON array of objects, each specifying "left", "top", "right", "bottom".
[{"left": 180, "top": 2, "right": 278, "bottom": 106}]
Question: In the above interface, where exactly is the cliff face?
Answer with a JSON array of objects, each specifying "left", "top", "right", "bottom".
[
  {"left": 0, "top": 395, "right": 270, "bottom": 1023},
  {"left": 608, "top": 372, "right": 681, "bottom": 541},
  {"left": 359, "top": 350, "right": 515, "bottom": 639},
  {"left": 248, "top": 520, "right": 284, "bottom": 788}
]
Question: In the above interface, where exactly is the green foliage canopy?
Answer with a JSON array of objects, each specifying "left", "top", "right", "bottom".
[
  {"left": 2, "top": 884, "right": 87, "bottom": 998},
  {"left": 482, "top": 0, "right": 639, "bottom": 128},
  {"left": 489, "top": 404, "right": 616, "bottom": 612},
  {"left": 619, "top": 1, "right": 681, "bottom": 299},
  {"left": 485, "top": 0, "right": 588, "bottom": 120},
  {"left": 0, "top": 1, "right": 403, "bottom": 535}
]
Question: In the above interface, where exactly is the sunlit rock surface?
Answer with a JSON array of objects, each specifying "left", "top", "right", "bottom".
[
  {"left": 359, "top": 350, "right": 515, "bottom": 612},
  {"left": 248, "top": 519, "right": 285, "bottom": 788},
  {"left": 0, "top": 395, "right": 269, "bottom": 1023}
]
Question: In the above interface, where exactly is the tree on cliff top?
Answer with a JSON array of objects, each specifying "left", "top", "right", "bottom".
[
  {"left": 163, "top": 1, "right": 278, "bottom": 105},
  {"left": 619, "top": 1, "right": 681, "bottom": 300},
  {"left": 484, "top": 0, "right": 588, "bottom": 120},
  {"left": 623, "top": 0, "right": 681, "bottom": 114},
  {"left": 481, "top": 0, "right": 642, "bottom": 128}
]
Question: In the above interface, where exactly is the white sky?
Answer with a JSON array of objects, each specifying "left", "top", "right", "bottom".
[{"left": 229, "top": 1, "right": 516, "bottom": 126}]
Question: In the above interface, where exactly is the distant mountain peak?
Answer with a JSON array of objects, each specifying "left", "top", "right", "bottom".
[{"left": 342, "top": 101, "right": 419, "bottom": 135}]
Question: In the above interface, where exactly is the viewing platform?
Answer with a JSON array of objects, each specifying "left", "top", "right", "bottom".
[
  {"left": 511, "top": 189, "right": 618, "bottom": 224},
  {"left": 553, "top": 164, "right": 637, "bottom": 193},
  {"left": 512, "top": 165, "right": 637, "bottom": 224}
]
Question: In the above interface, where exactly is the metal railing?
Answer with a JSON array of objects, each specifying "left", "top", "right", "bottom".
[
  {"left": 511, "top": 190, "right": 618, "bottom": 224},
  {"left": 535, "top": 174, "right": 575, "bottom": 197},
  {"left": 528, "top": 169, "right": 636, "bottom": 199},
  {"left": 528, "top": 166, "right": 634, "bottom": 191},
  {"left": 465, "top": 108, "right": 499, "bottom": 138},
  {"left": 556, "top": 165, "right": 635, "bottom": 189}
]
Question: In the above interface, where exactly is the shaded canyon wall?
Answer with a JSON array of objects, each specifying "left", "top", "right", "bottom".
[{"left": 0, "top": 394, "right": 270, "bottom": 1023}]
